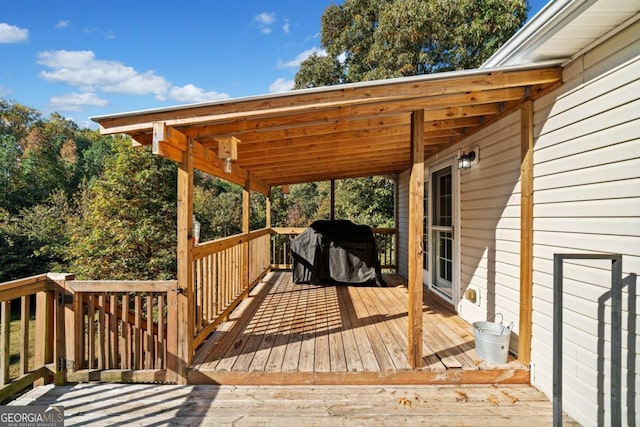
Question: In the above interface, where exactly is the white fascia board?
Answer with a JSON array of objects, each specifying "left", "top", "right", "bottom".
[{"left": 482, "top": 0, "right": 594, "bottom": 68}]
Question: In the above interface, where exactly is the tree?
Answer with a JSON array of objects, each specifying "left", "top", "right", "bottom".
[
  {"left": 335, "top": 176, "right": 395, "bottom": 227},
  {"left": 67, "top": 139, "right": 177, "bottom": 280},
  {"left": 295, "top": 0, "right": 527, "bottom": 87}
]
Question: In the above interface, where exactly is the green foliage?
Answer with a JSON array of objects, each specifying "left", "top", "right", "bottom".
[
  {"left": 295, "top": 0, "right": 527, "bottom": 87},
  {"left": 67, "top": 141, "right": 177, "bottom": 280},
  {"left": 335, "top": 176, "right": 395, "bottom": 227}
]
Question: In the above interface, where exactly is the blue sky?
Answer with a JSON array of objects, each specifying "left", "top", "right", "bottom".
[{"left": 1, "top": 0, "right": 549, "bottom": 127}]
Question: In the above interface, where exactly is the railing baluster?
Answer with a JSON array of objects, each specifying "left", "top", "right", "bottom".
[
  {"left": 20, "top": 296, "right": 30, "bottom": 376},
  {"left": 97, "top": 293, "right": 106, "bottom": 369},
  {"left": 0, "top": 301, "right": 9, "bottom": 386},
  {"left": 134, "top": 294, "right": 142, "bottom": 370}
]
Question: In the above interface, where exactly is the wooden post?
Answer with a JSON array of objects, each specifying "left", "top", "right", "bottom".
[
  {"left": 266, "top": 189, "right": 272, "bottom": 229},
  {"left": 394, "top": 174, "right": 400, "bottom": 273},
  {"left": 519, "top": 100, "right": 534, "bottom": 365},
  {"left": 48, "top": 273, "right": 74, "bottom": 385},
  {"left": 175, "top": 138, "right": 194, "bottom": 384},
  {"left": 330, "top": 179, "right": 336, "bottom": 221},
  {"left": 34, "top": 289, "right": 54, "bottom": 385},
  {"left": 243, "top": 182, "right": 251, "bottom": 294},
  {"left": 408, "top": 110, "right": 425, "bottom": 368}
]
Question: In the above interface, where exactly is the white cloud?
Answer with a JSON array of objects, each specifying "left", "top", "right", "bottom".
[
  {"left": 49, "top": 92, "right": 108, "bottom": 112},
  {"left": 168, "top": 84, "right": 230, "bottom": 103},
  {"left": 54, "top": 20, "right": 70, "bottom": 29},
  {"left": 83, "top": 27, "right": 115, "bottom": 40},
  {"left": 269, "top": 78, "right": 294, "bottom": 93},
  {"left": 278, "top": 47, "right": 326, "bottom": 68},
  {"left": 37, "top": 50, "right": 170, "bottom": 99},
  {"left": 254, "top": 12, "right": 276, "bottom": 34},
  {"left": 283, "top": 19, "right": 290, "bottom": 34},
  {"left": 0, "top": 84, "right": 12, "bottom": 97},
  {"left": 0, "top": 23, "right": 28, "bottom": 43}
]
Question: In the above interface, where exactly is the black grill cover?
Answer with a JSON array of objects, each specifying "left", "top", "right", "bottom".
[{"left": 291, "top": 220, "right": 385, "bottom": 286}]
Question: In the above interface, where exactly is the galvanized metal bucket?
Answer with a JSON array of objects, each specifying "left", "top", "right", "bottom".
[{"left": 473, "top": 313, "right": 512, "bottom": 364}]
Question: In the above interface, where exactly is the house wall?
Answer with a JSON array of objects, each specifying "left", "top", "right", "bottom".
[
  {"left": 397, "top": 111, "right": 525, "bottom": 352},
  {"left": 530, "top": 19, "right": 640, "bottom": 427},
  {"left": 397, "top": 170, "right": 410, "bottom": 277}
]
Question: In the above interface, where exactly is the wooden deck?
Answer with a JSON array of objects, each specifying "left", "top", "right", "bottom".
[
  {"left": 190, "top": 272, "right": 528, "bottom": 385},
  {"left": 12, "top": 383, "right": 579, "bottom": 426}
]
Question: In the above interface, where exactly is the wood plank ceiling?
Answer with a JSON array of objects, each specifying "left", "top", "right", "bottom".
[{"left": 93, "top": 63, "right": 562, "bottom": 194}]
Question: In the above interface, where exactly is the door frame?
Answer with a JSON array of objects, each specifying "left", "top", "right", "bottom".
[{"left": 423, "top": 155, "right": 461, "bottom": 306}]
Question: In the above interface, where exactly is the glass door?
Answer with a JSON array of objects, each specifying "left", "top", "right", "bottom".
[{"left": 432, "top": 166, "right": 454, "bottom": 299}]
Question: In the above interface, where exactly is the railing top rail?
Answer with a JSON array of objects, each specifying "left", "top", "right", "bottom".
[
  {"left": 271, "top": 226, "right": 397, "bottom": 235},
  {"left": 66, "top": 280, "right": 176, "bottom": 293},
  {"left": 0, "top": 274, "right": 52, "bottom": 302},
  {"left": 193, "top": 228, "right": 271, "bottom": 259}
]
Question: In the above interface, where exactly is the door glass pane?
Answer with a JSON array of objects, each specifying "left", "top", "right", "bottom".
[
  {"left": 432, "top": 166, "right": 453, "bottom": 298},
  {"left": 434, "top": 168, "right": 452, "bottom": 227}
]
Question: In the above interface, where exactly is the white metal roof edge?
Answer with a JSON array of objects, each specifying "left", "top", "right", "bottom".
[
  {"left": 483, "top": 0, "right": 596, "bottom": 68},
  {"left": 91, "top": 59, "right": 565, "bottom": 123}
]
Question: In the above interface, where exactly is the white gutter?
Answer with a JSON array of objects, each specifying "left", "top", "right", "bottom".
[{"left": 482, "top": 0, "right": 594, "bottom": 67}]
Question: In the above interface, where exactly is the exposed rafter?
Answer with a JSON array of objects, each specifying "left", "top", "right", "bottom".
[{"left": 94, "top": 63, "right": 563, "bottom": 188}]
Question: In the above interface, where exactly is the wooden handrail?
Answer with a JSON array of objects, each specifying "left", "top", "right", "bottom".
[
  {"left": 66, "top": 280, "right": 176, "bottom": 293},
  {"left": 0, "top": 274, "right": 52, "bottom": 302},
  {"left": 192, "top": 228, "right": 271, "bottom": 260}
]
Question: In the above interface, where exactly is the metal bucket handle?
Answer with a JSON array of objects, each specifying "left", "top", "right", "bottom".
[
  {"left": 487, "top": 313, "right": 504, "bottom": 325},
  {"left": 486, "top": 313, "right": 514, "bottom": 335}
]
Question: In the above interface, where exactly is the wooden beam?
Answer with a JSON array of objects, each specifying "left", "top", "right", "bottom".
[
  {"left": 187, "top": 104, "right": 502, "bottom": 143},
  {"left": 96, "top": 68, "right": 561, "bottom": 134},
  {"left": 175, "top": 139, "right": 194, "bottom": 385},
  {"left": 149, "top": 124, "right": 269, "bottom": 195},
  {"left": 153, "top": 122, "right": 188, "bottom": 153},
  {"left": 519, "top": 100, "right": 534, "bottom": 366},
  {"left": 262, "top": 166, "right": 407, "bottom": 187},
  {"left": 408, "top": 109, "right": 425, "bottom": 368}
]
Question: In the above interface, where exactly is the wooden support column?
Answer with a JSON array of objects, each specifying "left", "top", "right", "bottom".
[
  {"left": 48, "top": 273, "right": 75, "bottom": 385},
  {"left": 330, "top": 179, "right": 336, "bottom": 221},
  {"left": 175, "top": 138, "right": 194, "bottom": 384},
  {"left": 408, "top": 110, "right": 425, "bottom": 368},
  {"left": 266, "top": 189, "right": 272, "bottom": 229},
  {"left": 394, "top": 174, "right": 400, "bottom": 273},
  {"left": 519, "top": 100, "right": 534, "bottom": 365},
  {"left": 34, "top": 289, "right": 54, "bottom": 386},
  {"left": 242, "top": 181, "right": 251, "bottom": 291}
]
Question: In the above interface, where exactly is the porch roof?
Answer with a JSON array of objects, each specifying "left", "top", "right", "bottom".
[{"left": 92, "top": 61, "right": 563, "bottom": 193}]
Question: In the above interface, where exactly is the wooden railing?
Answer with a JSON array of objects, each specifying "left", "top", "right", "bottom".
[
  {"left": 65, "top": 280, "right": 176, "bottom": 383},
  {"left": 0, "top": 273, "right": 70, "bottom": 402},
  {"left": 270, "top": 227, "right": 397, "bottom": 271},
  {"left": 191, "top": 228, "right": 271, "bottom": 349}
]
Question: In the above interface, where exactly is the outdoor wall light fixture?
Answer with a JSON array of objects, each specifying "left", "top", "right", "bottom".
[
  {"left": 216, "top": 136, "right": 240, "bottom": 174},
  {"left": 458, "top": 146, "right": 479, "bottom": 169}
]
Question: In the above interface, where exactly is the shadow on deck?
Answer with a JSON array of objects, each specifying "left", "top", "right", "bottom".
[{"left": 189, "top": 271, "right": 528, "bottom": 385}]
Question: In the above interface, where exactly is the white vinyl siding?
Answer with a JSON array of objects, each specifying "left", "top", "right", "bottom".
[
  {"left": 456, "top": 111, "right": 523, "bottom": 353},
  {"left": 397, "top": 170, "right": 410, "bottom": 277},
  {"left": 530, "top": 19, "right": 640, "bottom": 427}
]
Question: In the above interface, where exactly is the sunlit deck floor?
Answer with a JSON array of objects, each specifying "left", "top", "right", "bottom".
[{"left": 190, "top": 271, "right": 528, "bottom": 385}]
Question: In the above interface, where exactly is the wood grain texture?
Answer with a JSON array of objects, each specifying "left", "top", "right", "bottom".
[
  {"left": 191, "top": 272, "right": 527, "bottom": 385},
  {"left": 11, "top": 382, "right": 580, "bottom": 426}
]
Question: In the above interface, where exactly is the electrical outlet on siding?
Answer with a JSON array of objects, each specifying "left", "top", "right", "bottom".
[{"left": 464, "top": 286, "right": 481, "bottom": 306}]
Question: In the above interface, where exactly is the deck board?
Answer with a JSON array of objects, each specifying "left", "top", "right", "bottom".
[
  {"left": 11, "top": 383, "right": 579, "bottom": 426},
  {"left": 190, "top": 271, "right": 527, "bottom": 385}
]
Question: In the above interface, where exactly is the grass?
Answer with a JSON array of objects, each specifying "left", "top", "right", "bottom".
[{"left": 6, "top": 312, "right": 36, "bottom": 381}]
